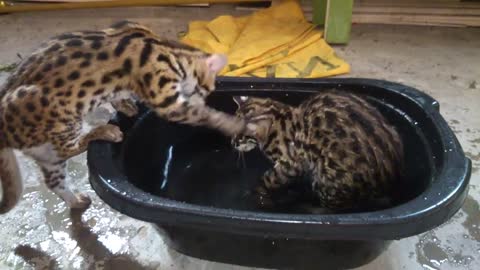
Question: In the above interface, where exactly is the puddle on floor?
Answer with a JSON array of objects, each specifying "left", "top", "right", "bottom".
[
  {"left": 415, "top": 232, "right": 475, "bottom": 270},
  {"left": 0, "top": 153, "right": 159, "bottom": 270},
  {"left": 448, "top": 122, "right": 480, "bottom": 174},
  {"left": 462, "top": 195, "right": 480, "bottom": 242},
  {"left": 414, "top": 194, "right": 480, "bottom": 270}
]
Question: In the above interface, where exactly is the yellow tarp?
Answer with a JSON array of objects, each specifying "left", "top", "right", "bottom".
[{"left": 181, "top": 0, "right": 350, "bottom": 78}]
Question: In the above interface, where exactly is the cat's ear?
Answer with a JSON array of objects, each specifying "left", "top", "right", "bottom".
[
  {"left": 205, "top": 54, "right": 228, "bottom": 74},
  {"left": 233, "top": 96, "right": 249, "bottom": 107}
]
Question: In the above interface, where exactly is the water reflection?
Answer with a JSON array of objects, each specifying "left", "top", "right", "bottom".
[
  {"left": 161, "top": 146, "right": 174, "bottom": 190},
  {"left": 15, "top": 209, "right": 153, "bottom": 270}
]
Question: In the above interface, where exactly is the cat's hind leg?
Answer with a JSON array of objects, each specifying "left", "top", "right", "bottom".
[
  {"left": 256, "top": 159, "right": 302, "bottom": 208},
  {"left": 52, "top": 123, "right": 123, "bottom": 208},
  {"left": 38, "top": 160, "right": 91, "bottom": 209},
  {"left": 28, "top": 122, "right": 123, "bottom": 209},
  {"left": 262, "top": 159, "right": 301, "bottom": 189},
  {"left": 25, "top": 143, "right": 91, "bottom": 209}
]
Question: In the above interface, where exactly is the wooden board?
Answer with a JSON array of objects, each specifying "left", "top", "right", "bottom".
[
  {"left": 352, "top": 13, "right": 480, "bottom": 27},
  {"left": 13, "top": 0, "right": 210, "bottom": 7},
  {"left": 302, "top": 0, "right": 480, "bottom": 27}
]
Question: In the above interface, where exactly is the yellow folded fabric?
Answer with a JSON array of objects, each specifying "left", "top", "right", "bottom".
[{"left": 181, "top": 0, "right": 350, "bottom": 78}]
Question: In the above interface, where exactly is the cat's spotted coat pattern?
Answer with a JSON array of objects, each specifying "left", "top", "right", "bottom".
[
  {"left": 233, "top": 91, "right": 404, "bottom": 211},
  {"left": 0, "top": 21, "right": 249, "bottom": 213}
]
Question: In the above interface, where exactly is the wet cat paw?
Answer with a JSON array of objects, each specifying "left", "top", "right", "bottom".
[
  {"left": 100, "top": 124, "right": 124, "bottom": 143},
  {"left": 256, "top": 194, "right": 274, "bottom": 209},
  {"left": 69, "top": 193, "right": 92, "bottom": 209},
  {"left": 254, "top": 186, "right": 274, "bottom": 208}
]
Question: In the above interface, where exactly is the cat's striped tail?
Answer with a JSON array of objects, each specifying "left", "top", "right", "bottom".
[{"left": 0, "top": 147, "right": 23, "bottom": 214}]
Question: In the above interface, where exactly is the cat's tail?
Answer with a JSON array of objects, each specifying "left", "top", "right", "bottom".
[{"left": 0, "top": 147, "right": 23, "bottom": 214}]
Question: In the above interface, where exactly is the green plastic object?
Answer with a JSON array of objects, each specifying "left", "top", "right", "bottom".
[
  {"left": 312, "top": 0, "right": 353, "bottom": 44},
  {"left": 312, "top": 0, "right": 327, "bottom": 26}
]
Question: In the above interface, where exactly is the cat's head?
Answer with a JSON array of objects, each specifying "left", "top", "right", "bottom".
[
  {"left": 185, "top": 53, "right": 228, "bottom": 98},
  {"left": 231, "top": 96, "right": 284, "bottom": 152},
  {"left": 153, "top": 49, "right": 227, "bottom": 103}
]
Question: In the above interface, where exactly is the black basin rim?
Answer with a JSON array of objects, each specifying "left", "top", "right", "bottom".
[{"left": 87, "top": 77, "right": 471, "bottom": 240}]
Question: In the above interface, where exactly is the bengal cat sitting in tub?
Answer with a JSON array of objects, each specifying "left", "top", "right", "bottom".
[{"left": 232, "top": 91, "right": 404, "bottom": 212}]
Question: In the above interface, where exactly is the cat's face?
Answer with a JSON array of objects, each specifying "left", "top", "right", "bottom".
[{"left": 231, "top": 96, "right": 276, "bottom": 152}]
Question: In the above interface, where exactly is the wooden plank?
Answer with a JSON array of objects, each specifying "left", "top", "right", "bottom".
[
  {"left": 15, "top": 0, "right": 116, "bottom": 2},
  {"left": 1, "top": 0, "right": 268, "bottom": 14},
  {"left": 353, "top": 6, "right": 480, "bottom": 16},
  {"left": 354, "top": 0, "right": 479, "bottom": 8},
  {"left": 14, "top": 0, "right": 210, "bottom": 7},
  {"left": 302, "top": 0, "right": 480, "bottom": 27},
  {"left": 351, "top": 13, "right": 480, "bottom": 27},
  {"left": 303, "top": 0, "right": 480, "bottom": 9}
]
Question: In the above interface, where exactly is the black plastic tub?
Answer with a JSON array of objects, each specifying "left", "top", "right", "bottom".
[{"left": 87, "top": 78, "right": 471, "bottom": 270}]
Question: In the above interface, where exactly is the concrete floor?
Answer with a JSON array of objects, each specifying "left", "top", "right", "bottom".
[{"left": 0, "top": 5, "right": 479, "bottom": 270}]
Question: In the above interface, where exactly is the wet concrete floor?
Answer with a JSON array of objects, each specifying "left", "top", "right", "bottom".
[{"left": 0, "top": 5, "right": 479, "bottom": 270}]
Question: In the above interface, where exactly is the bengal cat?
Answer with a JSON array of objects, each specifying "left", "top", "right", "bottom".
[
  {"left": 232, "top": 91, "right": 404, "bottom": 212},
  {"left": 0, "top": 21, "right": 251, "bottom": 213}
]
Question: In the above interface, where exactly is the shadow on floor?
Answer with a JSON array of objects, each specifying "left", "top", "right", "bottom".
[
  {"left": 14, "top": 245, "right": 58, "bottom": 270},
  {"left": 15, "top": 209, "right": 153, "bottom": 270}
]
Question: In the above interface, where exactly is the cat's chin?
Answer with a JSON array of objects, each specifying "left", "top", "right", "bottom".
[{"left": 234, "top": 144, "right": 256, "bottom": 152}]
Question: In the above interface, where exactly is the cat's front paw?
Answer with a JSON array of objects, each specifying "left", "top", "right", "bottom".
[
  {"left": 244, "top": 122, "right": 257, "bottom": 137},
  {"left": 69, "top": 193, "right": 92, "bottom": 209},
  {"left": 228, "top": 117, "right": 248, "bottom": 137},
  {"left": 100, "top": 124, "right": 124, "bottom": 143},
  {"left": 254, "top": 186, "right": 274, "bottom": 209}
]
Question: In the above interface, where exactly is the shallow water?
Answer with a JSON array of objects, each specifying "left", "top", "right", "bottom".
[{"left": 122, "top": 92, "right": 433, "bottom": 214}]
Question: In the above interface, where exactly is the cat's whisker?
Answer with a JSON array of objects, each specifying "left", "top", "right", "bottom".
[
  {"left": 235, "top": 151, "right": 241, "bottom": 167},
  {"left": 240, "top": 152, "right": 247, "bottom": 169}
]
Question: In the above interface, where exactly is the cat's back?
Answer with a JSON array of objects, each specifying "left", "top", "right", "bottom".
[
  {"left": 1, "top": 21, "right": 155, "bottom": 94},
  {"left": 299, "top": 90, "right": 403, "bottom": 187}
]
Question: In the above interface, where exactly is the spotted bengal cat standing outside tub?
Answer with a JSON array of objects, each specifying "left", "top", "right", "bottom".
[
  {"left": 232, "top": 91, "right": 404, "bottom": 212},
  {"left": 0, "top": 21, "right": 252, "bottom": 214}
]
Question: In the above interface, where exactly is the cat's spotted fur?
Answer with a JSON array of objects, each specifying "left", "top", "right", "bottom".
[
  {"left": 233, "top": 91, "right": 404, "bottom": 211},
  {"left": 0, "top": 21, "right": 249, "bottom": 213}
]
